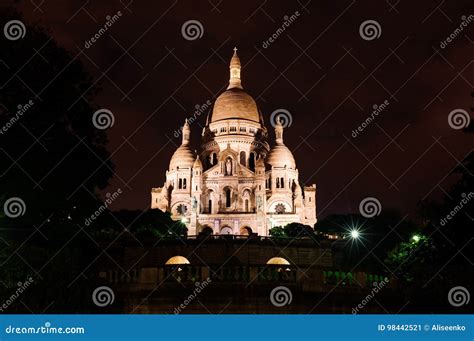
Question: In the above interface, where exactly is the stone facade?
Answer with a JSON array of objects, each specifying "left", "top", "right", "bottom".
[{"left": 151, "top": 48, "right": 316, "bottom": 236}]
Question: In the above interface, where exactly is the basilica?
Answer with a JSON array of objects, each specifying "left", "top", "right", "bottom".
[{"left": 151, "top": 48, "right": 316, "bottom": 236}]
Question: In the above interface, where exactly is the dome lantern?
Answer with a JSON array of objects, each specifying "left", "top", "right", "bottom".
[
  {"left": 182, "top": 119, "right": 190, "bottom": 145},
  {"left": 227, "top": 47, "right": 242, "bottom": 90}
]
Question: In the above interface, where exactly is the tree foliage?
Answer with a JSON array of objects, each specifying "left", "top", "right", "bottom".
[{"left": 0, "top": 10, "right": 113, "bottom": 234}]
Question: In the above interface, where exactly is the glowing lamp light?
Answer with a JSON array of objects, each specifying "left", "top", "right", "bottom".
[
  {"left": 350, "top": 229, "right": 360, "bottom": 239},
  {"left": 181, "top": 217, "right": 187, "bottom": 223},
  {"left": 412, "top": 234, "right": 421, "bottom": 243}
]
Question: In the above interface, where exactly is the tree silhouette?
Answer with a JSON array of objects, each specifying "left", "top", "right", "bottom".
[{"left": 0, "top": 10, "right": 113, "bottom": 236}]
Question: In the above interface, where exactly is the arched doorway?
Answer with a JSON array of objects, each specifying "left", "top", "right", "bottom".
[
  {"left": 224, "top": 187, "right": 232, "bottom": 208},
  {"left": 200, "top": 226, "right": 213, "bottom": 236},
  {"left": 240, "top": 226, "right": 252, "bottom": 236},
  {"left": 220, "top": 226, "right": 233, "bottom": 235},
  {"left": 242, "top": 189, "right": 251, "bottom": 212}
]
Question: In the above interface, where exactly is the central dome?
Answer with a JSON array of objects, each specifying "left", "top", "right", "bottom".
[
  {"left": 211, "top": 88, "right": 260, "bottom": 123},
  {"left": 210, "top": 48, "right": 260, "bottom": 124}
]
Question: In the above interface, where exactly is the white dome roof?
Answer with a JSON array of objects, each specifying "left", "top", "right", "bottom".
[
  {"left": 169, "top": 145, "right": 195, "bottom": 170},
  {"left": 266, "top": 144, "right": 296, "bottom": 169},
  {"left": 210, "top": 48, "right": 261, "bottom": 124},
  {"left": 211, "top": 88, "right": 260, "bottom": 123}
]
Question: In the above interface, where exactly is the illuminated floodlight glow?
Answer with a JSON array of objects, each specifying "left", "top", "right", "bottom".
[
  {"left": 350, "top": 229, "right": 360, "bottom": 239},
  {"left": 412, "top": 234, "right": 421, "bottom": 243}
]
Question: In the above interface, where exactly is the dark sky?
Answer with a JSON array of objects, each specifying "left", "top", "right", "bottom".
[{"left": 14, "top": 0, "right": 473, "bottom": 218}]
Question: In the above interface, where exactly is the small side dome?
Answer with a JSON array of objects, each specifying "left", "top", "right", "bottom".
[
  {"left": 169, "top": 119, "right": 195, "bottom": 171},
  {"left": 266, "top": 118, "right": 296, "bottom": 169},
  {"left": 266, "top": 257, "right": 290, "bottom": 265},
  {"left": 169, "top": 146, "right": 195, "bottom": 170},
  {"left": 165, "top": 256, "right": 190, "bottom": 265},
  {"left": 266, "top": 145, "right": 296, "bottom": 169}
]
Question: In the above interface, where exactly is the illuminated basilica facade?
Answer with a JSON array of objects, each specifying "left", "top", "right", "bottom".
[{"left": 151, "top": 49, "right": 316, "bottom": 236}]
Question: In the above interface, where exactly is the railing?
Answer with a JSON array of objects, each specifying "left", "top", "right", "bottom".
[
  {"left": 102, "top": 269, "right": 140, "bottom": 283},
  {"left": 257, "top": 266, "right": 297, "bottom": 283},
  {"left": 323, "top": 270, "right": 389, "bottom": 288},
  {"left": 210, "top": 266, "right": 250, "bottom": 282},
  {"left": 163, "top": 266, "right": 201, "bottom": 283}
]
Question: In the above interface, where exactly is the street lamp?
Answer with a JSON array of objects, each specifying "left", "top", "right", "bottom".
[{"left": 411, "top": 234, "right": 420, "bottom": 243}]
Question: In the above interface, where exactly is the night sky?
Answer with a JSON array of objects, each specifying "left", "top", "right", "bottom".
[{"left": 14, "top": 0, "right": 474, "bottom": 218}]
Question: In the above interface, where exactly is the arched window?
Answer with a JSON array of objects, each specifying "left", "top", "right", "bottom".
[
  {"left": 276, "top": 179, "right": 280, "bottom": 189},
  {"left": 240, "top": 226, "right": 252, "bottom": 236},
  {"left": 249, "top": 152, "right": 256, "bottom": 171},
  {"left": 275, "top": 203, "right": 286, "bottom": 214},
  {"left": 211, "top": 153, "right": 217, "bottom": 166},
  {"left": 280, "top": 178, "right": 284, "bottom": 188},
  {"left": 266, "top": 257, "right": 290, "bottom": 265},
  {"left": 165, "top": 256, "right": 190, "bottom": 265},
  {"left": 225, "top": 188, "right": 231, "bottom": 208},
  {"left": 240, "top": 151, "right": 247, "bottom": 166},
  {"left": 178, "top": 178, "right": 182, "bottom": 189},
  {"left": 245, "top": 199, "right": 249, "bottom": 212},
  {"left": 207, "top": 190, "right": 214, "bottom": 214},
  {"left": 201, "top": 226, "right": 213, "bottom": 235},
  {"left": 183, "top": 178, "right": 187, "bottom": 189},
  {"left": 221, "top": 226, "right": 233, "bottom": 235}
]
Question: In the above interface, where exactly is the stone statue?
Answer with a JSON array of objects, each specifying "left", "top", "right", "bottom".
[
  {"left": 256, "top": 196, "right": 263, "bottom": 211},
  {"left": 225, "top": 158, "right": 232, "bottom": 175},
  {"left": 192, "top": 196, "right": 198, "bottom": 212}
]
